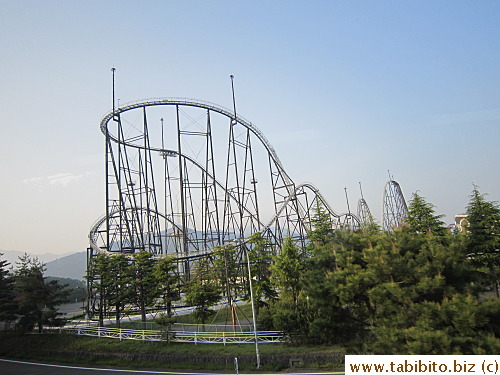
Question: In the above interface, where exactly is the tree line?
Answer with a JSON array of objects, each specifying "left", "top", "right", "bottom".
[
  {"left": 86, "top": 238, "right": 272, "bottom": 330},
  {"left": 0, "top": 254, "right": 70, "bottom": 332},
  {"left": 258, "top": 186, "right": 500, "bottom": 353},
  {"left": 5, "top": 184, "right": 497, "bottom": 353},
  {"left": 84, "top": 185, "right": 499, "bottom": 353},
  {"left": 85, "top": 185, "right": 499, "bottom": 353}
]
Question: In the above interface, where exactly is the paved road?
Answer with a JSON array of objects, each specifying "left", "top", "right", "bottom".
[{"left": 0, "top": 358, "right": 344, "bottom": 375}]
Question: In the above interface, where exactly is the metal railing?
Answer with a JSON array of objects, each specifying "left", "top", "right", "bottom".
[{"left": 59, "top": 325, "right": 284, "bottom": 345}]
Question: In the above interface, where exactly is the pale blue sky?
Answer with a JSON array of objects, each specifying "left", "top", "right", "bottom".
[{"left": 1, "top": 1, "right": 499, "bottom": 254}]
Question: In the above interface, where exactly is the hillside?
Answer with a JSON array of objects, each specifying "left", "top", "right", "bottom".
[
  {"left": 45, "top": 252, "right": 87, "bottom": 280},
  {"left": 0, "top": 250, "right": 87, "bottom": 280}
]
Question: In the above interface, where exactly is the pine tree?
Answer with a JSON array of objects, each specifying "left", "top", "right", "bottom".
[
  {"left": 247, "top": 232, "right": 277, "bottom": 315},
  {"left": 0, "top": 254, "right": 17, "bottom": 326},
  {"left": 185, "top": 259, "right": 221, "bottom": 327},
  {"left": 130, "top": 251, "right": 159, "bottom": 329},
  {"left": 90, "top": 253, "right": 131, "bottom": 327},
  {"left": 271, "top": 236, "right": 304, "bottom": 306},
  {"left": 466, "top": 186, "right": 500, "bottom": 297},
  {"left": 267, "top": 237, "right": 310, "bottom": 342},
  {"left": 300, "top": 228, "right": 493, "bottom": 352},
  {"left": 88, "top": 253, "right": 112, "bottom": 326},
  {"left": 211, "top": 244, "right": 241, "bottom": 302},
  {"left": 14, "top": 254, "right": 69, "bottom": 332},
  {"left": 405, "top": 192, "right": 445, "bottom": 234},
  {"left": 108, "top": 254, "right": 132, "bottom": 328},
  {"left": 153, "top": 255, "right": 180, "bottom": 319},
  {"left": 154, "top": 256, "right": 181, "bottom": 340},
  {"left": 307, "top": 201, "right": 334, "bottom": 247}
]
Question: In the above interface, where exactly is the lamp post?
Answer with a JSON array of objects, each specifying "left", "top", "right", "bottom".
[{"left": 244, "top": 245, "right": 261, "bottom": 369}]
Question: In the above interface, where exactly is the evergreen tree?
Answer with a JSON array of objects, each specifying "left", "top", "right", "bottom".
[
  {"left": 401, "top": 294, "right": 500, "bottom": 354},
  {"left": 307, "top": 201, "right": 334, "bottom": 247},
  {"left": 0, "top": 254, "right": 17, "bottom": 325},
  {"left": 185, "top": 259, "right": 221, "bottom": 327},
  {"left": 88, "top": 253, "right": 111, "bottom": 326},
  {"left": 405, "top": 192, "right": 445, "bottom": 234},
  {"left": 89, "top": 253, "right": 131, "bottom": 327},
  {"left": 154, "top": 256, "right": 181, "bottom": 340},
  {"left": 14, "top": 254, "right": 69, "bottom": 332},
  {"left": 466, "top": 186, "right": 500, "bottom": 297},
  {"left": 300, "top": 229, "right": 497, "bottom": 352},
  {"left": 211, "top": 244, "right": 242, "bottom": 327},
  {"left": 130, "top": 251, "right": 159, "bottom": 329},
  {"left": 247, "top": 232, "right": 277, "bottom": 315},
  {"left": 267, "top": 236, "right": 309, "bottom": 342},
  {"left": 154, "top": 255, "right": 180, "bottom": 319},
  {"left": 108, "top": 254, "right": 132, "bottom": 328},
  {"left": 271, "top": 236, "right": 304, "bottom": 305},
  {"left": 301, "top": 230, "right": 372, "bottom": 345},
  {"left": 211, "top": 244, "right": 241, "bottom": 302}
]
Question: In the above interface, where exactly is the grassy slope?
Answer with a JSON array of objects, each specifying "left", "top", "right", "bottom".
[
  {"left": 0, "top": 333, "right": 344, "bottom": 371},
  {"left": 0, "top": 304, "right": 344, "bottom": 371}
]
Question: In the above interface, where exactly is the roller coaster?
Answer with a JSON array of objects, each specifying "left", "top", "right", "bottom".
[{"left": 86, "top": 87, "right": 408, "bottom": 320}]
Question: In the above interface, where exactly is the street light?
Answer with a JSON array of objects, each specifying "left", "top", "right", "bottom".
[{"left": 244, "top": 244, "right": 261, "bottom": 369}]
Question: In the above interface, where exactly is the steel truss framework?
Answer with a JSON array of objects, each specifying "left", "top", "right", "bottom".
[
  {"left": 87, "top": 98, "right": 411, "bottom": 319},
  {"left": 382, "top": 180, "right": 408, "bottom": 231},
  {"left": 90, "top": 98, "right": 359, "bottom": 255}
]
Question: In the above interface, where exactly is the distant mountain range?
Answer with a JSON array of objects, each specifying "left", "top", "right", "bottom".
[{"left": 0, "top": 250, "right": 87, "bottom": 280}]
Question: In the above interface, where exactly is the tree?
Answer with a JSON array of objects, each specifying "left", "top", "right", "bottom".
[
  {"left": 0, "top": 254, "right": 17, "bottom": 326},
  {"left": 404, "top": 192, "right": 445, "bottom": 235},
  {"left": 154, "top": 256, "right": 181, "bottom": 340},
  {"left": 247, "top": 232, "right": 277, "bottom": 315},
  {"left": 130, "top": 251, "right": 159, "bottom": 329},
  {"left": 307, "top": 201, "right": 334, "bottom": 247},
  {"left": 87, "top": 253, "right": 111, "bottom": 326},
  {"left": 299, "top": 224, "right": 498, "bottom": 352},
  {"left": 271, "top": 236, "right": 304, "bottom": 305},
  {"left": 210, "top": 244, "right": 242, "bottom": 327},
  {"left": 466, "top": 186, "right": 500, "bottom": 298},
  {"left": 399, "top": 294, "right": 500, "bottom": 354},
  {"left": 14, "top": 254, "right": 69, "bottom": 333},
  {"left": 185, "top": 259, "right": 221, "bottom": 327},
  {"left": 301, "top": 230, "right": 372, "bottom": 345},
  {"left": 211, "top": 244, "right": 241, "bottom": 303},
  {"left": 89, "top": 253, "right": 131, "bottom": 327},
  {"left": 154, "top": 255, "right": 180, "bottom": 319},
  {"left": 267, "top": 236, "right": 310, "bottom": 343},
  {"left": 107, "top": 254, "right": 132, "bottom": 328}
]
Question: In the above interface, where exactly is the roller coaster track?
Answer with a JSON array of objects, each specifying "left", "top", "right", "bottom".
[
  {"left": 87, "top": 96, "right": 408, "bottom": 321},
  {"left": 92, "top": 98, "right": 359, "bottom": 259},
  {"left": 100, "top": 97, "right": 292, "bottom": 189},
  {"left": 90, "top": 97, "right": 408, "bottom": 265}
]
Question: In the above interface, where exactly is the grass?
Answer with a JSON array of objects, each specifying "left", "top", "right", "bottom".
[
  {"left": 0, "top": 332, "right": 345, "bottom": 371},
  {"left": 0, "top": 304, "right": 344, "bottom": 371}
]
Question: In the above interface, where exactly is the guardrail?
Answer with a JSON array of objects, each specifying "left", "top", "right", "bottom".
[{"left": 60, "top": 325, "right": 285, "bottom": 345}]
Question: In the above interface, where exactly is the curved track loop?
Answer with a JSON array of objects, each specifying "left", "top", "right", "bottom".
[
  {"left": 382, "top": 180, "right": 408, "bottom": 231},
  {"left": 100, "top": 97, "right": 291, "bottom": 186}
]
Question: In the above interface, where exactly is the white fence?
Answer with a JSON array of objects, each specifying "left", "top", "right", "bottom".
[{"left": 60, "top": 325, "right": 285, "bottom": 345}]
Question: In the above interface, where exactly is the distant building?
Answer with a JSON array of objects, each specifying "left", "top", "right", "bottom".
[{"left": 454, "top": 214, "right": 468, "bottom": 232}]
